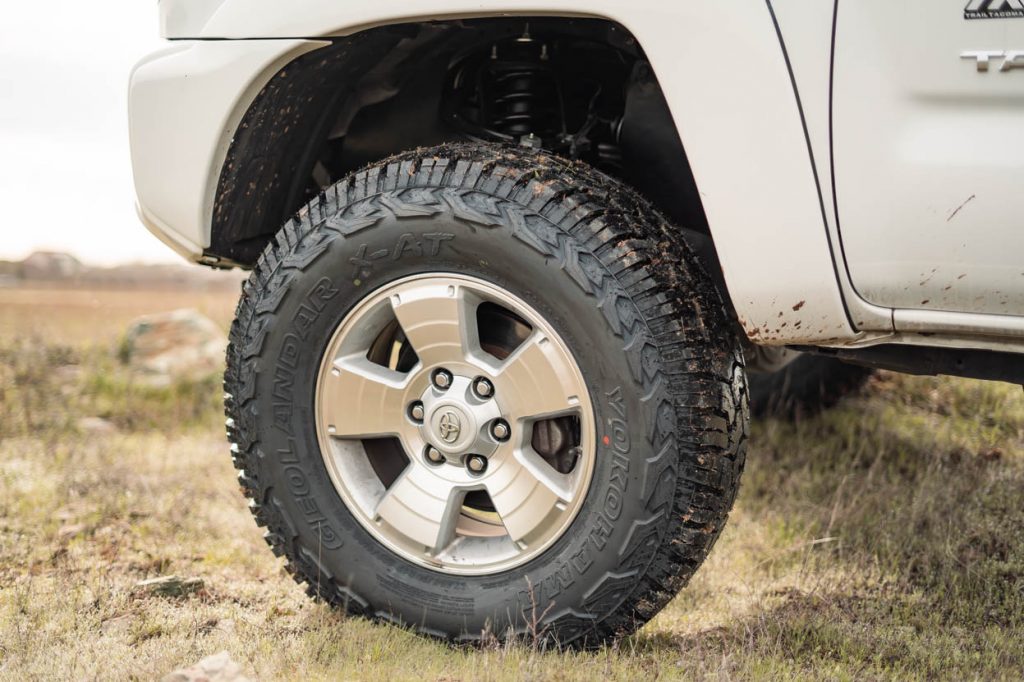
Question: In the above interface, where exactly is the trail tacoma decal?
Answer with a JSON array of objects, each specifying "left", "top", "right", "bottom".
[{"left": 965, "top": 0, "right": 1024, "bottom": 19}]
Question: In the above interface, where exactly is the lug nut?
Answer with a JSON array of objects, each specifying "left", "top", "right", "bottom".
[
  {"left": 409, "top": 401, "right": 425, "bottom": 423},
  {"left": 466, "top": 454, "right": 488, "bottom": 474},
  {"left": 432, "top": 369, "right": 453, "bottom": 390},
  {"left": 425, "top": 446, "right": 445, "bottom": 465},
  {"left": 473, "top": 377, "right": 494, "bottom": 399},
  {"left": 490, "top": 419, "right": 510, "bottom": 442}
]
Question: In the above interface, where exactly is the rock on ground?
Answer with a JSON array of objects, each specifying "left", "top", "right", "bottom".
[
  {"left": 161, "top": 652, "right": 253, "bottom": 682},
  {"left": 121, "top": 309, "right": 226, "bottom": 386},
  {"left": 76, "top": 416, "right": 116, "bottom": 434},
  {"left": 134, "top": 575, "right": 205, "bottom": 598}
]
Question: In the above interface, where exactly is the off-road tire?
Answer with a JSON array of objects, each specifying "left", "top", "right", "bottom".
[
  {"left": 223, "top": 143, "right": 748, "bottom": 647},
  {"left": 749, "top": 354, "right": 873, "bottom": 419}
]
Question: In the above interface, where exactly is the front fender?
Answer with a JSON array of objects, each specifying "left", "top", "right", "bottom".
[{"left": 142, "top": 0, "right": 857, "bottom": 343}]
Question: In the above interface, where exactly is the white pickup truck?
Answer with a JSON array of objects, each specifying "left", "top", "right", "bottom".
[{"left": 129, "top": 0, "right": 1024, "bottom": 646}]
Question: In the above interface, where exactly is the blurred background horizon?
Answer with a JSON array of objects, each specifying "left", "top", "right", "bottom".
[{"left": 0, "top": 1, "right": 175, "bottom": 266}]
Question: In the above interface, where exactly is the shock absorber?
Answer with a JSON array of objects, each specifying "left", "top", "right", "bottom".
[
  {"left": 445, "top": 32, "right": 565, "bottom": 147},
  {"left": 442, "top": 26, "right": 625, "bottom": 173},
  {"left": 482, "top": 40, "right": 562, "bottom": 142}
]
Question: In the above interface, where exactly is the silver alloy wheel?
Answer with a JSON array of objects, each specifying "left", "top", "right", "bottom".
[{"left": 314, "top": 274, "right": 595, "bottom": 575}]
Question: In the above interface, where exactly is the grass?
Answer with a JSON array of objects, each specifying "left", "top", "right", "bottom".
[
  {"left": 0, "top": 285, "right": 239, "bottom": 343},
  {"left": 1, "top": 287, "right": 1023, "bottom": 680}
]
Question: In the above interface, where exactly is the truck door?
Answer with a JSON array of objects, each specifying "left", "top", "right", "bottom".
[{"left": 832, "top": 0, "right": 1024, "bottom": 317}]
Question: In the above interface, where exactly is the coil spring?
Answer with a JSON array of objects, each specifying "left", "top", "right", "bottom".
[{"left": 483, "top": 52, "right": 561, "bottom": 140}]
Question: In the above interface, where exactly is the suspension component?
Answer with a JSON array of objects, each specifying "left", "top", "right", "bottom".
[{"left": 442, "top": 28, "right": 627, "bottom": 172}]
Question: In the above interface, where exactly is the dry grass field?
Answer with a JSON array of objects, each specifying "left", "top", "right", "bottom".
[
  {"left": 1, "top": 284, "right": 1023, "bottom": 680},
  {"left": 0, "top": 285, "right": 239, "bottom": 343}
]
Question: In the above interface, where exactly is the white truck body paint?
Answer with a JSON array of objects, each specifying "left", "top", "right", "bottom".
[
  {"left": 129, "top": 38, "right": 328, "bottom": 259},
  {"left": 130, "top": 0, "right": 1024, "bottom": 353},
  {"left": 769, "top": 0, "right": 896, "bottom": 336},
  {"left": 832, "top": 0, "right": 1024, "bottom": 318}
]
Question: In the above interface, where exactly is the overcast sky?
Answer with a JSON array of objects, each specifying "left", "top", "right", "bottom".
[{"left": 0, "top": 1, "right": 175, "bottom": 265}]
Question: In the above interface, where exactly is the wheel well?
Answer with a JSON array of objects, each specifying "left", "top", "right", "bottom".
[{"left": 210, "top": 17, "right": 710, "bottom": 266}]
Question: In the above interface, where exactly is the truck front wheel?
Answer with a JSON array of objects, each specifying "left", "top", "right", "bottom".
[{"left": 224, "top": 144, "right": 748, "bottom": 646}]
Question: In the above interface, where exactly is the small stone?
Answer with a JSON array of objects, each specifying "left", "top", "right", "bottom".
[
  {"left": 77, "top": 416, "right": 117, "bottom": 434},
  {"left": 161, "top": 651, "right": 252, "bottom": 682},
  {"left": 979, "top": 447, "right": 1003, "bottom": 462},
  {"left": 134, "top": 575, "right": 204, "bottom": 598},
  {"left": 100, "top": 614, "right": 132, "bottom": 635},
  {"left": 214, "top": 618, "right": 237, "bottom": 637},
  {"left": 54, "top": 364, "right": 82, "bottom": 384},
  {"left": 57, "top": 522, "right": 88, "bottom": 540}
]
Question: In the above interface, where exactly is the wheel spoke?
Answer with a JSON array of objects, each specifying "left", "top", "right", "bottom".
[
  {"left": 495, "top": 332, "right": 582, "bottom": 420},
  {"left": 486, "top": 447, "right": 573, "bottom": 546},
  {"left": 374, "top": 465, "right": 463, "bottom": 555},
  {"left": 390, "top": 283, "right": 477, "bottom": 368},
  {"left": 320, "top": 355, "right": 410, "bottom": 439},
  {"left": 515, "top": 446, "right": 576, "bottom": 500}
]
